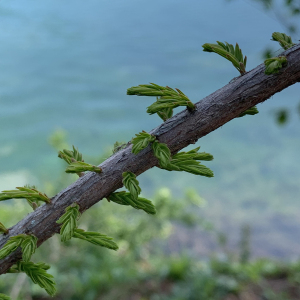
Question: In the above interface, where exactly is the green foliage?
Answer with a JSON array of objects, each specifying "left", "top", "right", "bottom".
[
  {"left": 0, "top": 235, "right": 22, "bottom": 260},
  {"left": 164, "top": 147, "right": 214, "bottom": 177},
  {"left": 147, "top": 96, "right": 194, "bottom": 116},
  {"left": 238, "top": 106, "right": 259, "bottom": 117},
  {"left": 65, "top": 161, "right": 102, "bottom": 174},
  {"left": 59, "top": 146, "right": 102, "bottom": 175},
  {"left": 122, "top": 172, "right": 141, "bottom": 200},
  {"left": 56, "top": 204, "right": 81, "bottom": 242},
  {"left": 0, "top": 186, "right": 50, "bottom": 205},
  {"left": 0, "top": 234, "right": 37, "bottom": 262},
  {"left": 202, "top": 41, "right": 247, "bottom": 75},
  {"left": 127, "top": 83, "right": 195, "bottom": 120},
  {"left": 20, "top": 234, "right": 38, "bottom": 262},
  {"left": 151, "top": 140, "right": 172, "bottom": 169},
  {"left": 271, "top": 32, "right": 294, "bottom": 50},
  {"left": 0, "top": 222, "right": 8, "bottom": 234},
  {"left": 11, "top": 261, "right": 56, "bottom": 296},
  {"left": 173, "top": 147, "right": 213, "bottom": 161},
  {"left": 73, "top": 229, "right": 119, "bottom": 250},
  {"left": 157, "top": 106, "right": 174, "bottom": 122},
  {"left": 107, "top": 191, "right": 156, "bottom": 215},
  {"left": 0, "top": 294, "right": 11, "bottom": 300},
  {"left": 264, "top": 56, "right": 288, "bottom": 75},
  {"left": 58, "top": 145, "right": 83, "bottom": 164},
  {"left": 131, "top": 131, "right": 156, "bottom": 155}
]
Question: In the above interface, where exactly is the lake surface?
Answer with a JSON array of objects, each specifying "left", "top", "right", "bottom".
[{"left": 0, "top": 0, "right": 299, "bottom": 258}]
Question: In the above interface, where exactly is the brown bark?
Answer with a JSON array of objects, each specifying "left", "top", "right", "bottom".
[{"left": 1, "top": 44, "right": 300, "bottom": 275}]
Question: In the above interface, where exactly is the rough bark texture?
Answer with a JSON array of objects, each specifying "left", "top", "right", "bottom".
[{"left": 1, "top": 44, "right": 300, "bottom": 275}]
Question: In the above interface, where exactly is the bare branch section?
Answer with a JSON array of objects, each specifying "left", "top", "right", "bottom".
[{"left": 1, "top": 44, "right": 300, "bottom": 274}]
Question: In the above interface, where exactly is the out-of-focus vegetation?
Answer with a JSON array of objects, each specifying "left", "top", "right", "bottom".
[{"left": 2, "top": 131, "right": 300, "bottom": 300}]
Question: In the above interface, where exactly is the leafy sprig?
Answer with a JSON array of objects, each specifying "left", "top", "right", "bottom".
[
  {"left": 56, "top": 204, "right": 81, "bottom": 242},
  {"left": 172, "top": 147, "right": 213, "bottom": 161},
  {"left": 202, "top": 41, "right": 247, "bottom": 75},
  {"left": 0, "top": 234, "right": 37, "bottom": 262},
  {"left": 0, "top": 222, "right": 8, "bottom": 234},
  {"left": 20, "top": 235, "right": 38, "bottom": 262},
  {"left": 0, "top": 235, "right": 21, "bottom": 260},
  {"left": 58, "top": 145, "right": 83, "bottom": 164},
  {"left": 151, "top": 140, "right": 171, "bottom": 169},
  {"left": 264, "top": 56, "right": 287, "bottom": 75},
  {"left": 131, "top": 131, "right": 156, "bottom": 155},
  {"left": 107, "top": 192, "right": 156, "bottom": 215},
  {"left": 122, "top": 172, "right": 141, "bottom": 200},
  {"left": 271, "top": 32, "right": 294, "bottom": 50},
  {"left": 59, "top": 146, "right": 102, "bottom": 176},
  {"left": 11, "top": 261, "right": 56, "bottom": 296},
  {"left": 0, "top": 186, "right": 50, "bottom": 204},
  {"left": 65, "top": 161, "right": 102, "bottom": 174},
  {"left": 127, "top": 83, "right": 195, "bottom": 120},
  {"left": 238, "top": 106, "right": 259, "bottom": 117},
  {"left": 164, "top": 147, "right": 214, "bottom": 177},
  {"left": 73, "top": 229, "right": 119, "bottom": 250},
  {"left": 0, "top": 294, "right": 11, "bottom": 300},
  {"left": 157, "top": 105, "right": 173, "bottom": 122}
]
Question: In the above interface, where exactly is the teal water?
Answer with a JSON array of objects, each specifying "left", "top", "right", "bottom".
[{"left": 0, "top": 0, "right": 299, "bottom": 258}]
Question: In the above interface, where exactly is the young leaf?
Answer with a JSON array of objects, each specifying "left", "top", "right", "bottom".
[
  {"left": 17, "top": 261, "right": 56, "bottom": 296},
  {"left": 107, "top": 192, "right": 156, "bottom": 215},
  {"left": 146, "top": 96, "right": 194, "bottom": 115},
  {"left": 238, "top": 106, "right": 259, "bottom": 117},
  {"left": 56, "top": 204, "right": 81, "bottom": 242},
  {"left": 172, "top": 147, "right": 214, "bottom": 161},
  {"left": 202, "top": 41, "right": 247, "bottom": 75},
  {"left": 0, "top": 234, "right": 26, "bottom": 260},
  {"left": 127, "top": 83, "right": 168, "bottom": 96},
  {"left": 73, "top": 229, "right": 119, "bottom": 250},
  {"left": 0, "top": 222, "right": 9, "bottom": 234},
  {"left": 0, "top": 294, "right": 11, "bottom": 300},
  {"left": 127, "top": 83, "right": 195, "bottom": 119},
  {"left": 20, "top": 235, "right": 38, "bottom": 262},
  {"left": 151, "top": 140, "right": 171, "bottom": 169},
  {"left": 166, "top": 159, "right": 214, "bottom": 177},
  {"left": 164, "top": 147, "right": 214, "bottom": 177},
  {"left": 157, "top": 105, "right": 173, "bottom": 121},
  {"left": 65, "top": 161, "right": 102, "bottom": 174},
  {"left": 58, "top": 145, "right": 83, "bottom": 164},
  {"left": 122, "top": 172, "right": 141, "bottom": 200},
  {"left": 0, "top": 186, "right": 50, "bottom": 204},
  {"left": 264, "top": 56, "right": 287, "bottom": 75},
  {"left": 0, "top": 234, "right": 37, "bottom": 261},
  {"left": 131, "top": 131, "right": 156, "bottom": 155},
  {"left": 271, "top": 32, "right": 294, "bottom": 50}
]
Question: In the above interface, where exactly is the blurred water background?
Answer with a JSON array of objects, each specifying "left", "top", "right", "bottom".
[{"left": 0, "top": 0, "right": 299, "bottom": 259}]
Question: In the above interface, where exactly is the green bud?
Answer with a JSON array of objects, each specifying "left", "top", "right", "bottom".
[
  {"left": 122, "top": 172, "right": 141, "bottom": 200},
  {"left": 238, "top": 106, "right": 259, "bottom": 117},
  {"left": 264, "top": 56, "right": 287, "bottom": 75},
  {"left": 271, "top": 32, "right": 294, "bottom": 50},
  {"left": 151, "top": 140, "right": 171, "bottom": 169},
  {"left": 56, "top": 204, "right": 81, "bottom": 242},
  {"left": 131, "top": 131, "right": 156, "bottom": 155}
]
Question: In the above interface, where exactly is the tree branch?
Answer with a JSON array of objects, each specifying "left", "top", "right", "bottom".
[{"left": 1, "top": 44, "right": 300, "bottom": 275}]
